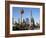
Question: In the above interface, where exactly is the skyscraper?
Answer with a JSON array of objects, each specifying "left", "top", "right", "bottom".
[
  {"left": 30, "top": 10, "right": 35, "bottom": 30},
  {"left": 18, "top": 18, "right": 21, "bottom": 24},
  {"left": 26, "top": 18, "right": 29, "bottom": 24}
]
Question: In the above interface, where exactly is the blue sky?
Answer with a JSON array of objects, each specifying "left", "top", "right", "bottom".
[{"left": 12, "top": 7, "right": 40, "bottom": 23}]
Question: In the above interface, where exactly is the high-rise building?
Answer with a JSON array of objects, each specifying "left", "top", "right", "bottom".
[
  {"left": 30, "top": 10, "right": 35, "bottom": 30},
  {"left": 18, "top": 18, "right": 21, "bottom": 24},
  {"left": 26, "top": 18, "right": 29, "bottom": 24},
  {"left": 12, "top": 17, "right": 16, "bottom": 25}
]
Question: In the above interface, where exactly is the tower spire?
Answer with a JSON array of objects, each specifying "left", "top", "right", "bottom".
[
  {"left": 29, "top": 10, "right": 33, "bottom": 29},
  {"left": 31, "top": 10, "right": 32, "bottom": 17},
  {"left": 20, "top": 8, "right": 24, "bottom": 24}
]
